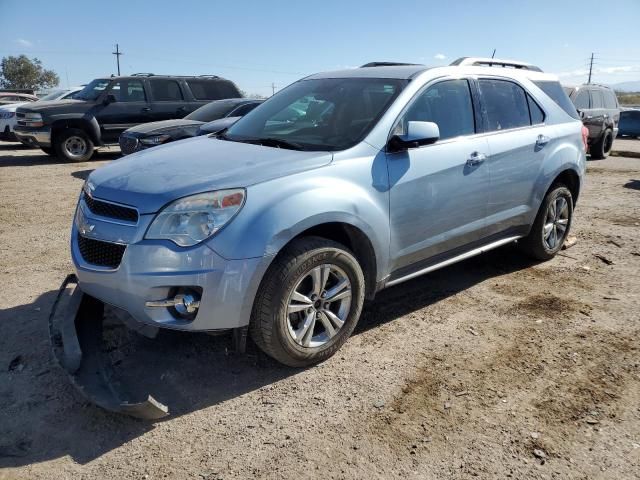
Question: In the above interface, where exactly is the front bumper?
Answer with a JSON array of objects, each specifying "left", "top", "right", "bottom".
[
  {"left": 14, "top": 125, "right": 51, "bottom": 147},
  {"left": 72, "top": 201, "right": 272, "bottom": 331}
]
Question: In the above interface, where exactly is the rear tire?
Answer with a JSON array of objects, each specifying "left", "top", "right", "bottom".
[
  {"left": 591, "top": 128, "right": 613, "bottom": 159},
  {"left": 250, "top": 236, "right": 365, "bottom": 367},
  {"left": 519, "top": 185, "right": 573, "bottom": 261},
  {"left": 54, "top": 128, "right": 94, "bottom": 162}
]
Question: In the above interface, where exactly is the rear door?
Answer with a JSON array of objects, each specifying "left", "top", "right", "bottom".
[
  {"left": 95, "top": 79, "right": 152, "bottom": 142},
  {"left": 479, "top": 78, "right": 554, "bottom": 236},
  {"left": 148, "top": 78, "right": 190, "bottom": 120},
  {"left": 387, "top": 77, "right": 491, "bottom": 274},
  {"left": 588, "top": 88, "right": 607, "bottom": 138}
]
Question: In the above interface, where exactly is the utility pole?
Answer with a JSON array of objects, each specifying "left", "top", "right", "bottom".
[
  {"left": 271, "top": 82, "right": 276, "bottom": 96},
  {"left": 112, "top": 43, "right": 123, "bottom": 76},
  {"left": 587, "top": 52, "right": 594, "bottom": 84}
]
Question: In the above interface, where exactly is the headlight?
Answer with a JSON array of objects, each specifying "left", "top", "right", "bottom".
[
  {"left": 21, "top": 112, "right": 43, "bottom": 127},
  {"left": 145, "top": 189, "right": 245, "bottom": 246},
  {"left": 140, "top": 134, "right": 171, "bottom": 146}
]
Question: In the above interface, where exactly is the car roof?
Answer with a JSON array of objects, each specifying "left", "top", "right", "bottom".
[{"left": 306, "top": 65, "right": 431, "bottom": 80}]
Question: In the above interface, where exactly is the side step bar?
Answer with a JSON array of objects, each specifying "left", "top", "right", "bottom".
[{"left": 386, "top": 236, "right": 522, "bottom": 287}]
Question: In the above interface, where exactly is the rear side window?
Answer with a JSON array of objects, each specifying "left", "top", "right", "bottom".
[
  {"left": 479, "top": 79, "right": 530, "bottom": 131},
  {"left": 527, "top": 94, "right": 545, "bottom": 124},
  {"left": 150, "top": 79, "right": 184, "bottom": 101},
  {"left": 590, "top": 89, "right": 604, "bottom": 108},
  {"left": 398, "top": 79, "right": 475, "bottom": 140},
  {"left": 603, "top": 90, "right": 618, "bottom": 109},
  {"left": 230, "top": 102, "right": 260, "bottom": 116},
  {"left": 186, "top": 80, "right": 241, "bottom": 100},
  {"left": 534, "top": 80, "right": 581, "bottom": 119}
]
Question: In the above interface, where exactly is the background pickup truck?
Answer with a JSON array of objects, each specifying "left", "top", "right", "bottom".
[{"left": 13, "top": 73, "right": 242, "bottom": 161}]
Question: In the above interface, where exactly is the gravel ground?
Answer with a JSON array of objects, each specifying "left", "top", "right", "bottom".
[{"left": 0, "top": 141, "right": 639, "bottom": 479}]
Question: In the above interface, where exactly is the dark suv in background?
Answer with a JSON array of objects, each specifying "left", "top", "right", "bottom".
[
  {"left": 13, "top": 74, "right": 242, "bottom": 161},
  {"left": 565, "top": 84, "right": 620, "bottom": 159}
]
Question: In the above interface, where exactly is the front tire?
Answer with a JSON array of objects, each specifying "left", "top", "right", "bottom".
[
  {"left": 250, "top": 236, "right": 365, "bottom": 367},
  {"left": 591, "top": 128, "right": 613, "bottom": 159},
  {"left": 40, "top": 147, "right": 54, "bottom": 156},
  {"left": 54, "top": 128, "right": 94, "bottom": 162},
  {"left": 520, "top": 185, "right": 573, "bottom": 260}
]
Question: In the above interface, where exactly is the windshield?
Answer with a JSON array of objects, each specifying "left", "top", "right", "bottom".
[
  {"left": 39, "top": 89, "right": 70, "bottom": 101},
  {"left": 185, "top": 100, "right": 242, "bottom": 122},
  {"left": 224, "top": 77, "right": 406, "bottom": 151},
  {"left": 75, "top": 79, "right": 111, "bottom": 101}
]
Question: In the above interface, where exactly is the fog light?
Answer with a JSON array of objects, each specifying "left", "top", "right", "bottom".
[{"left": 145, "top": 287, "right": 201, "bottom": 320}]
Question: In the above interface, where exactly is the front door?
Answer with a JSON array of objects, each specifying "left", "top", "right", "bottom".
[
  {"left": 96, "top": 79, "right": 152, "bottom": 142},
  {"left": 387, "top": 78, "right": 491, "bottom": 275}
]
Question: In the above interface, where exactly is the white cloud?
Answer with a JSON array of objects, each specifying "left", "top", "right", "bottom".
[
  {"left": 15, "top": 38, "right": 33, "bottom": 47},
  {"left": 434, "top": 53, "right": 447, "bottom": 60}
]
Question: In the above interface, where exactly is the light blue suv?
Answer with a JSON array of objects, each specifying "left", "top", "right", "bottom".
[{"left": 71, "top": 58, "right": 586, "bottom": 368}]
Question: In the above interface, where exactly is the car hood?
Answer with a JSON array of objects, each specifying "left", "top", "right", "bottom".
[
  {"left": 125, "top": 119, "right": 204, "bottom": 136},
  {"left": 88, "top": 135, "right": 333, "bottom": 214},
  {"left": 198, "top": 116, "right": 240, "bottom": 134},
  {"left": 17, "top": 99, "right": 85, "bottom": 112}
]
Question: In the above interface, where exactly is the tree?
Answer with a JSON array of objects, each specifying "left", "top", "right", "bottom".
[{"left": 0, "top": 55, "right": 59, "bottom": 90}]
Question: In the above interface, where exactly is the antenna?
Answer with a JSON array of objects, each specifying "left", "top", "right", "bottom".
[
  {"left": 112, "top": 43, "right": 123, "bottom": 76},
  {"left": 491, "top": 49, "right": 496, "bottom": 59}
]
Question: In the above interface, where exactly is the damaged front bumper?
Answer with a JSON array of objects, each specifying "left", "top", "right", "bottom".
[{"left": 48, "top": 274, "right": 169, "bottom": 420}]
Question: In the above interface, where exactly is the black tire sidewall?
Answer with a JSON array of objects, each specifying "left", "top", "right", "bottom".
[
  {"left": 252, "top": 238, "right": 365, "bottom": 367},
  {"left": 54, "top": 128, "right": 94, "bottom": 162},
  {"left": 538, "top": 186, "right": 573, "bottom": 257}
]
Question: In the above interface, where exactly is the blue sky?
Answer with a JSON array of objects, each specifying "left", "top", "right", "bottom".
[{"left": 1, "top": 0, "right": 639, "bottom": 95}]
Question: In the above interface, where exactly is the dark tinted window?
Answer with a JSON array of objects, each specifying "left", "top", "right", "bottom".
[
  {"left": 590, "top": 89, "right": 604, "bottom": 108},
  {"left": 535, "top": 81, "right": 581, "bottom": 119},
  {"left": 603, "top": 89, "right": 618, "bottom": 109},
  {"left": 150, "top": 79, "right": 183, "bottom": 101},
  {"left": 574, "top": 90, "right": 590, "bottom": 110},
  {"left": 230, "top": 102, "right": 260, "bottom": 116},
  {"left": 186, "top": 80, "right": 241, "bottom": 100},
  {"left": 479, "top": 79, "right": 530, "bottom": 131},
  {"left": 185, "top": 100, "right": 242, "bottom": 122},
  {"left": 398, "top": 79, "right": 475, "bottom": 140},
  {"left": 527, "top": 94, "right": 545, "bottom": 124},
  {"left": 108, "top": 80, "right": 147, "bottom": 102}
]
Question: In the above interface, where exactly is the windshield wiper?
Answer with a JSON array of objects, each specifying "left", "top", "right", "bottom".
[{"left": 254, "top": 137, "right": 303, "bottom": 150}]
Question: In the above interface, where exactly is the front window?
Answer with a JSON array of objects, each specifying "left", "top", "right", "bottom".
[
  {"left": 185, "top": 100, "right": 242, "bottom": 122},
  {"left": 75, "top": 79, "right": 111, "bottom": 101},
  {"left": 224, "top": 77, "right": 406, "bottom": 151}
]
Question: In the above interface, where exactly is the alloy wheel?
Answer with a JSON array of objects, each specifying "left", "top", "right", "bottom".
[
  {"left": 286, "top": 264, "right": 352, "bottom": 348},
  {"left": 543, "top": 195, "right": 570, "bottom": 250}
]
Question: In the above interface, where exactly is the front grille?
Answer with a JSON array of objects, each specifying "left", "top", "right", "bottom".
[
  {"left": 119, "top": 134, "right": 139, "bottom": 155},
  {"left": 83, "top": 191, "right": 138, "bottom": 223},
  {"left": 77, "top": 234, "right": 126, "bottom": 269}
]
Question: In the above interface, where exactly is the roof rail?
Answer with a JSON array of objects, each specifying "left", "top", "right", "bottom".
[
  {"left": 360, "top": 62, "right": 422, "bottom": 68},
  {"left": 450, "top": 57, "right": 543, "bottom": 72},
  {"left": 131, "top": 73, "right": 155, "bottom": 77},
  {"left": 197, "top": 74, "right": 220, "bottom": 78}
]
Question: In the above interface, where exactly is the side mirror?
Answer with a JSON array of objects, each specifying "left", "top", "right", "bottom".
[
  {"left": 103, "top": 94, "right": 117, "bottom": 105},
  {"left": 388, "top": 121, "right": 440, "bottom": 152},
  {"left": 576, "top": 109, "right": 585, "bottom": 119}
]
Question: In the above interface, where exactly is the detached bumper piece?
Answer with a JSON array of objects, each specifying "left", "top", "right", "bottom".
[{"left": 49, "top": 274, "right": 168, "bottom": 420}]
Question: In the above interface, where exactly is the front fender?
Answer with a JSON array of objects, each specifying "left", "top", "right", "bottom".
[
  {"left": 207, "top": 170, "right": 390, "bottom": 280},
  {"left": 51, "top": 114, "right": 101, "bottom": 144}
]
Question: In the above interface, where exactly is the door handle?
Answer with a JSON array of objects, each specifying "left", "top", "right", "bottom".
[
  {"left": 141, "top": 107, "right": 151, "bottom": 112},
  {"left": 535, "top": 134, "right": 550, "bottom": 147},
  {"left": 466, "top": 151, "right": 486, "bottom": 166}
]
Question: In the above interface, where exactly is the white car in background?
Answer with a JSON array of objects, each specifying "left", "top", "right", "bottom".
[{"left": 0, "top": 87, "right": 83, "bottom": 143}]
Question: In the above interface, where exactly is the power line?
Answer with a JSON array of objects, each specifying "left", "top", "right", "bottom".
[{"left": 112, "top": 43, "right": 123, "bottom": 76}]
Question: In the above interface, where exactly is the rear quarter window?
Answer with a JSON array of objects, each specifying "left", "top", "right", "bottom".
[
  {"left": 533, "top": 81, "right": 580, "bottom": 119},
  {"left": 186, "top": 80, "right": 241, "bottom": 101},
  {"left": 603, "top": 89, "right": 619, "bottom": 109}
]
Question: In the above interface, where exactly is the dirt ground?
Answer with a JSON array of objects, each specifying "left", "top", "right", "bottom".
[{"left": 0, "top": 141, "right": 639, "bottom": 480}]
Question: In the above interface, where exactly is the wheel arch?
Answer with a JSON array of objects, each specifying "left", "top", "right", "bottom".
[
  {"left": 549, "top": 168, "right": 581, "bottom": 205},
  {"left": 51, "top": 117, "right": 101, "bottom": 145}
]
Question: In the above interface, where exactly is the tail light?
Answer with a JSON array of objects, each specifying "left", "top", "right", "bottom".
[{"left": 581, "top": 126, "right": 589, "bottom": 152}]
